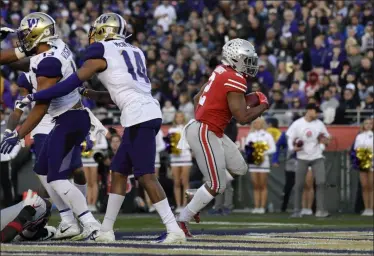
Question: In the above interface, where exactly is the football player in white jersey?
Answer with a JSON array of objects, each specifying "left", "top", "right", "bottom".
[
  {"left": 5, "top": 72, "right": 89, "bottom": 239},
  {"left": 19, "top": 13, "right": 186, "bottom": 244},
  {"left": 0, "top": 12, "right": 100, "bottom": 240}
]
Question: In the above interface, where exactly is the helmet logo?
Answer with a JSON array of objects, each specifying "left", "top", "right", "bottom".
[
  {"left": 97, "top": 16, "right": 110, "bottom": 23},
  {"left": 27, "top": 18, "right": 40, "bottom": 28}
]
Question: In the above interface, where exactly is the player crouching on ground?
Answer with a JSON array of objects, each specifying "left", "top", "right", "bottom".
[{"left": 176, "top": 38, "right": 269, "bottom": 237}]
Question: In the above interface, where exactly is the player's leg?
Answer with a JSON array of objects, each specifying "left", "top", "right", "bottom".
[
  {"left": 33, "top": 134, "right": 80, "bottom": 239},
  {"left": 133, "top": 119, "right": 185, "bottom": 243},
  {"left": 72, "top": 167, "right": 87, "bottom": 198},
  {"left": 221, "top": 135, "right": 248, "bottom": 176},
  {"left": 172, "top": 166, "right": 182, "bottom": 211},
  {"left": 46, "top": 110, "right": 99, "bottom": 239},
  {"left": 83, "top": 167, "right": 92, "bottom": 204},
  {"left": 178, "top": 122, "right": 227, "bottom": 227},
  {"left": 93, "top": 130, "right": 130, "bottom": 242},
  {"left": 310, "top": 158, "right": 328, "bottom": 217},
  {"left": 292, "top": 159, "right": 309, "bottom": 217},
  {"left": 181, "top": 165, "right": 191, "bottom": 207}
]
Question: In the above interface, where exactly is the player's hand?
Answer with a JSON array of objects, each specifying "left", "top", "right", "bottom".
[
  {"left": 3, "top": 129, "right": 13, "bottom": 137},
  {"left": 15, "top": 98, "right": 30, "bottom": 111},
  {"left": 293, "top": 146, "right": 302, "bottom": 152},
  {"left": 256, "top": 92, "right": 269, "bottom": 108},
  {"left": 78, "top": 86, "right": 87, "bottom": 96},
  {"left": 0, "top": 130, "right": 20, "bottom": 154},
  {"left": 20, "top": 94, "right": 35, "bottom": 105},
  {"left": 0, "top": 27, "right": 15, "bottom": 41}
]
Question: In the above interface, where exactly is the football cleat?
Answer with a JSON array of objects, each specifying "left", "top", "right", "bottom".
[
  {"left": 90, "top": 230, "right": 115, "bottom": 242},
  {"left": 185, "top": 189, "right": 200, "bottom": 223},
  {"left": 177, "top": 221, "right": 193, "bottom": 238},
  {"left": 71, "top": 221, "right": 100, "bottom": 241},
  {"left": 15, "top": 226, "right": 56, "bottom": 242},
  {"left": 153, "top": 230, "right": 186, "bottom": 244},
  {"left": 54, "top": 221, "right": 81, "bottom": 240}
]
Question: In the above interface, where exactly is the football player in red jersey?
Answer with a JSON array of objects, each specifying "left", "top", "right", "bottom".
[{"left": 176, "top": 38, "right": 269, "bottom": 236}]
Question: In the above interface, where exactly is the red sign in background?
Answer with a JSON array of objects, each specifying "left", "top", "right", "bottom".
[{"left": 109, "top": 125, "right": 360, "bottom": 152}]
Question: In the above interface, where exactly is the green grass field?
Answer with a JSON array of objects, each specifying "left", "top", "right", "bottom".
[{"left": 2, "top": 213, "right": 373, "bottom": 256}]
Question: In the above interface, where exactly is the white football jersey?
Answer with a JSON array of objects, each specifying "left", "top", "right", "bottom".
[
  {"left": 17, "top": 72, "right": 54, "bottom": 137},
  {"left": 29, "top": 39, "right": 80, "bottom": 118},
  {"left": 91, "top": 40, "right": 162, "bottom": 127}
]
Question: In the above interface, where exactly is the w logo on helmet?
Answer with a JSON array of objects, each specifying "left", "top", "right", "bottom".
[
  {"left": 97, "top": 16, "right": 110, "bottom": 24},
  {"left": 27, "top": 18, "right": 40, "bottom": 28}
]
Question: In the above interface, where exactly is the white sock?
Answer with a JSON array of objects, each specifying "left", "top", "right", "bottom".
[
  {"left": 49, "top": 179, "right": 95, "bottom": 224},
  {"left": 179, "top": 185, "right": 214, "bottom": 222},
  {"left": 101, "top": 193, "right": 125, "bottom": 232},
  {"left": 74, "top": 182, "right": 87, "bottom": 198},
  {"left": 38, "top": 175, "right": 76, "bottom": 224},
  {"left": 153, "top": 198, "right": 180, "bottom": 233}
]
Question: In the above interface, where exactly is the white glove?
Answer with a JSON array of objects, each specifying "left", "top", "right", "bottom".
[{"left": 23, "top": 189, "right": 43, "bottom": 208}]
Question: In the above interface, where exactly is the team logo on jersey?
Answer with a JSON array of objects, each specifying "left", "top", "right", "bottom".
[
  {"left": 305, "top": 129, "right": 313, "bottom": 138},
  {"left": 97, "top": 16, "right": 110, "bottom": 24},
  {"left": 27, "top": 18, "right": 40, "bottom": 28}
]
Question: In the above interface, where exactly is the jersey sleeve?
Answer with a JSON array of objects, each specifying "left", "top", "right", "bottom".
[
  {"left": 82, "top": 42, "right": 105, "bottom": 62},
  {"left": 223, "top": 72, "right": 247, "bottom": 94},
  {"left": 16, "top": 73, "right": 32, "bottom": 93},
  {"left": 36, "top": 57, "right": 62, "bottom": 78}
]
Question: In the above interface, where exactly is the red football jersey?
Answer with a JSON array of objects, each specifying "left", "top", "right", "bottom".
[{"left": 195, "top": 65, "right": 247, "bottom": 137}]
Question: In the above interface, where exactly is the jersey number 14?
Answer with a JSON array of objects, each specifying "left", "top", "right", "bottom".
[{"left": 121, "top": 50, "right": 150, "bottom": 83}]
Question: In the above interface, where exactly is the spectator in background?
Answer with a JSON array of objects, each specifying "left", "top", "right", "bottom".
[
  {"left": 320, "top": 89, "right": 340, "bottom": 112},
  {"left": 361, "top": 23, "right": 374, "bottom": 52},
  {"left": 305, "top": 71, "right": 320, "bottom": 97},
  {"left": 324, "top": 45, "right": 346, "bottom": 75},
  {"left": 162, "top": 100, "right": 176, "bottom": 124},
  {"left": 168, "top": 112, "right": 192, "bottom": 213},
  {"left": 266, "top": 8, "right": 281, "bottom": 35},
  {"left": 311, "top": 36, "right": 327, "bottom": 68},
  {"left": 306, "top": 16, "right": 322, "bottom": 48},
  {"left": 197, "top": 33, "right": 215, "bottom": 52},
  {"left": 347, "top": 15, "right": 365, "bottom": 39},
  {"left": 274, "top": 61, "right": 290, "bottom": 88},
  {"left": 286, "top": 81, "right": 306, "bottom": 107},
  {"left": 246, "top": 118, "right": 276, "bottom": 214},
  {"left": 270, "top": 90, "right": 289, "bottom": 110},
  {"left": 257, "top": 60, "right": 274, "bottom": 90},
  {"left": 347, "top": 44, "right": 363, "bottom": 73},
  {"left": 358, "top": 58, "right": 374, "bottom": 82},
  {"left": 153, "top": 0, "right": 177, "bottom": 32},
  {"left": 353, "top": 118, "right": 373, "bottom": 216},
  {"left": 335, "top": 87, "right": 360, "bottom": 124},
  {"left": 281, "top": 9, "right": 298, "bottom": 36},
  {"left": 363, "top": 92, "right": 374, "bottom": 119},
  {"left": 178, "top": 92, "right": 194, "bottom": 121}
]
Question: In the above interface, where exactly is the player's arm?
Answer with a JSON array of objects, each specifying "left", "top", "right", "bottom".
[
  {"left": 28, "top": 43, "right": 107, "bottom": 102},
  {"left": 0, "top": 48, "right": 27, "bottom": 65},
  {"left": 8, "top": 57, "right": 31, "bottom": 72},
  {"left": 193, "top": 84, "right": 207, "bottom": 111},
  {"left": 81, "top": 88, "right": 113, "bottom": 104},
  {"left": 227, "top": 92, "right": 268, "bottom": 125},
  {"left": 17, "top": 58, "right": 62, "bottom": 139}
]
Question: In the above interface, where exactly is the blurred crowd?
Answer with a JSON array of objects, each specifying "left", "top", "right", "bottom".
[{"left": 1, "top": 0, "right": 373, "bottom": 125}]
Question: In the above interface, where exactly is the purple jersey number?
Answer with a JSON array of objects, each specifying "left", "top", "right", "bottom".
[{"left": 121, "top": 50, "right": 150, "bottom": 83}]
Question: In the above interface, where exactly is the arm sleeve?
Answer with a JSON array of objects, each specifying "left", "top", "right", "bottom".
[
  {"left": 82, "top": 42, "right": 105, "bottom": 62},
  {"left": 32, "top": 72, "right": 82, "bottom": 101},
  {"left": 320, "top": 122, "right": 330, "bottom": 138},
  {"left": 36, "top": 57, "right": 62, "bottom": 78},
  {"left": 16, "top": 73, "right": 32, "bottom": 93},
  {"left": 272, "top": 133, "right": 286, "bottom": 164},
  {"left": 286, "top": 124, "right": 296, "bottom": 152}
]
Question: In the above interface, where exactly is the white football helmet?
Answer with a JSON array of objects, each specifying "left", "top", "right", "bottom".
[{"left": 222, "top": 38, "right": 259, "bottom": 77}]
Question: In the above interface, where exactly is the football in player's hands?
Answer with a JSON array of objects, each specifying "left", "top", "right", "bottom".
[{"left": 245, "top": 92, "right": 260, "bottom": 108}]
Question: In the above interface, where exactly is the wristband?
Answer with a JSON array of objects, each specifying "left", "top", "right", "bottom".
[{"left": 14, "top": 48, "right": 26, "bottom": 60}]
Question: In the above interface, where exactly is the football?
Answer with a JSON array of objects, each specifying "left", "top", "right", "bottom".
[
  {"left": 294, "top": 138, "right": 304, "bottom": 148},
  {"left": 245, "top": 92, "right": 260, "bottom": 108}
]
